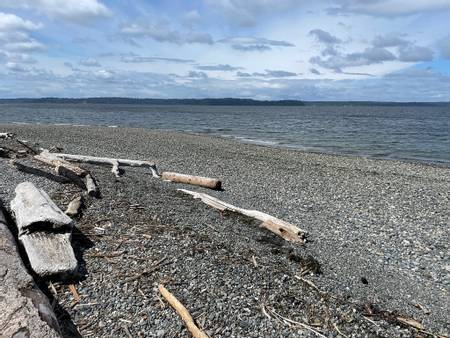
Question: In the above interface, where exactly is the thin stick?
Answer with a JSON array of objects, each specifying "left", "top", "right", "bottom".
[
  {"left": 158, "top": 285, "right": 210, "bottom": 338},
  {"left": 267, "top": 307, "right": 327, "bottom": 338},
  {"left": 333, "top": 323, "right": 349, "bottom": 338}
]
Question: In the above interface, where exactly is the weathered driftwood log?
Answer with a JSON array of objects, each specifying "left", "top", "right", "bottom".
[
  {"left": 158, "top": 284, "right": 210, "bottom": 338},
  {"left": 11, "top": 160, "right": 71, "bottom": 184},
  {"left": 179, "top": 189, "right": 306, "bottom": 244},
  {"left": 85, "top": 174, "right": 100, "bottom": 197},
  {"left": 0, "top": 132, "right": 15, "bottom": 139},
  {"left": 35, "top": 150, "right": 88, "bottom": 177},
  {"left": 162, "top": 172, "right": 222, "bottom": 190},
  {"left": 10, "top": 182, "right": 78, "bottom": 276},
  {"left": 55, "top": 165, "right": 86, "bottom": 189},
  {"left": 0, "top": 206, "right": 61, "bottom": 337},
  {"left": 51, "top": 152, "right": 160, "bottom": 178},
  {"left": 65, "top": 196, "right": 83, "bottom": 217}
]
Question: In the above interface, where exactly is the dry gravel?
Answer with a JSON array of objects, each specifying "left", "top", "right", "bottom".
[{"left": 0, "top": 123, "right": 449, "bottom": 337}]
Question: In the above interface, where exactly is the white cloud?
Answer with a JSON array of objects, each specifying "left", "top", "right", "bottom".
[
  {"left": 329, "top": 0, "right": 450, "bottom": 16},
  {"left": 218, "top": 36, "right": 295, "bottom": 52},
  {"left": 0, "top": 12, "right": 43, "bottom": 54},
  {"left": 0, "top": 0, "right": 110, "bottom": 23}
]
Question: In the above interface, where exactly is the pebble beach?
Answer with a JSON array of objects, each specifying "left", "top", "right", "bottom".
[{"left": 1, "top": 123, "right": 449, "bottom": 337}]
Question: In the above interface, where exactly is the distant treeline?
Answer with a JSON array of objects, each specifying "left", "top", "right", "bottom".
[{"left": 1, "top": 97, "right": 449, "bottom": 106}]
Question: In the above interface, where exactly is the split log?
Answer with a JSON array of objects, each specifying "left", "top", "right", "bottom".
[
  {"left": 65, "top": 196, "right": 83, "bottom": 217},
  {"left": 51, "top": 152, "right": 160, "bottom": 178},
  {"left": 11, "top": 160, "right": 71, "bottom": 184},
  {"left": 0, "top": 206, "right": 62, "bottom": 337},
  {"left": 158, "top": 285, "right": 210, "bottom": 338},
  {"left": 0, "top": 132, "right": 15, "bottom": 139},
  {"left": 162, "top": 172, "right": 222, "bottom": 190},
  {"left": 10, "top": 182, "right": 78, "bottom": 276},
  {"left": 179, "top": 189, "right": 306, "bottom": 244},
  {"left": 11, "top": 182, "right": 73, "bottom": 235},
  {"left": 55, "top": 165, "right": 86, "bottom": 189}
]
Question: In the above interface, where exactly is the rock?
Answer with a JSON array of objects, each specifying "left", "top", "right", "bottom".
[{"left": 0, "top": 208, "right": 61, "bottom": 337}]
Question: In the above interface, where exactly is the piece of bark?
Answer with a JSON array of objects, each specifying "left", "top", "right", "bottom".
[
  {"left": 11, "top": 160, "right": 71, "bottom": 184},
  {"left": 35, "top": 150, "right": 88, "bottom": 177},
  {"left": 10, "top": 182, "right": 78, "bottom": 277},
  {"left": 65, "top": 196, "right": 83, "bottom": 217},
  {"left": 162, "top": 172, "right": 222, "bottom": 190},
  {"left": 51, "top": 152, "right": 160, "bottom": 178},
  {"left": 0, "top": 207, "right": 61, "bottom": 337},
  {"left": 10, "top": 182, "right": 73, "bottom": 235},
  {"left": 179, "top": 189, "right": 306, "bottom": 244},
  {"left": 158, "top": 285, "right": 210, "bottom": 338},
  {"left": 20, "top": 232, "right": 78, "bottom": 277}
]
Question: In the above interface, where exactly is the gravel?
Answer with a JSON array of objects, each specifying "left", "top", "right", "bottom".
[{"left": 0, "top": 123, "right": 449, "bottom": 337}]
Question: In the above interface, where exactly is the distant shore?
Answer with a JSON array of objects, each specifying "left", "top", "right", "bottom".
[{"left": 1, "top": 123, "right": 449, "bottom": 336}]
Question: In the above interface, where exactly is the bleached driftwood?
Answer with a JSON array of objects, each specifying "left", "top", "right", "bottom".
[
  {"left": 158, "top": 284, "right": 210, "bottom": 338},
  {"left": 10, "top": 182, "right": 78, "bottom": 276},
  {"left": 0, "top": 207, "right": 61, "bottom": 337},
  {"left": 35, "top": 150, "right": 88, "bottom": 177},
  {"left": 65, "top": 196, "right": 83, "bottom": 217},
  {"left": 0, "top": 132, "right": 15, "bottom": 139},
  {"left": 51, "top": 152, "right": 160, "bottom": 178},
  {"left": 10, "top": 160, "right": 71, "bottom": 184},
  {"left": 179, "top": 189, "right": 306, "bottom": 243},
  {"left": 85, "top": 174, "right": 100, "bottom": 197},
  {"left": 162, "top": 172, "right": 222, "bottom": 190},
  {"left": 111, "top": 160, "right": 121, "bottom": 177}
]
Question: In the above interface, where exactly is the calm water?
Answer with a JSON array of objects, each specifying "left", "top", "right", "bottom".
[{"left": 0, "top": 103, "right": 449, "bottom": 165}]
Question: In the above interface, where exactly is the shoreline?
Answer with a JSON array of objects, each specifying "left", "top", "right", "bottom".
[
  {"left": 1, "top": 123, "right": 449, "bottom": 337},
  {"left": 4, "top": 121, "right": 450, "bottom": 169}
]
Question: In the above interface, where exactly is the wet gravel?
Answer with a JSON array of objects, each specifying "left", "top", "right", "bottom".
[{"left": 0, "top": 123, "right": 449, "bottom": 337}]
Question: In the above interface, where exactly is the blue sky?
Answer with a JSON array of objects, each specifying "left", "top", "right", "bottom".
[{"left": 0, "top": 0, "right": 450, "bottom": 101}]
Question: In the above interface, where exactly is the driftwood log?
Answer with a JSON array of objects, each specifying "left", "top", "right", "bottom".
[
  {"left": 158, "top": 285, "right": 210, "bottom": 338},
  {"left": 51, "top": 152, "right": 160, "bottom": 178},
  {"left": 0, "top": 206, "right": 61, "bottom": 337},
  {"left": 10, "top": 182, "right": 78, "bottom": 276},
  {"left": 65, "top": 196, "right": 83, "bottom": 217},
  {"left": 179, "top": 189, "right": 306, "bottom": 243},
  {"left": 161, "top": 172, "right": 222, "bottom": 190},
  {"left": 35, "top": 150, "right": 88, "bottom": 177},
  {"left": 0, "top": 132, "right": 15, "bottom": 139}
]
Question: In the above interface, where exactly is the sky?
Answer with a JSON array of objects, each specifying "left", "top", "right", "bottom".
[{"left": 0, "top": 0, "right": 450, "bottom": 101}]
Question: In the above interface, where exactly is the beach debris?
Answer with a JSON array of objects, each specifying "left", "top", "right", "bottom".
[
  {"left": 158, "top": 284, "right": 210, "bottom": 338},
  {"left": 65, "top": 195, "right": 84, "bottom": 217},
  {"left": 0, "top": 132, "right": 15, "bottom": 139},
  {"left": 16, "top": 139, "right": 39, "bottom": 154},
  {"left": 35, "top": 149, "right": 101, "bottom": 197},
  {"left": 179, "top": 189, "right": 306, "bottom": 243},
  {"left": 161, "top": 171, "right": 222, "bottom": 190},
  {"left": 68, "top": 284, "right": 81, "bottom": 303},
  {"left": 10, "top": 182, "right": 78, "bottom": 277},
  {"left": 50, "top": 152, "right": 160, "bottom": 178},
  {"left": 0, "top": 205, "right": 62, "bottom": 337},
  {"left": 11, "top": 159, "right": 71, "bottom": 184},
  {"left": 0, "top": 147, "right": 11, "bottom": 158}
]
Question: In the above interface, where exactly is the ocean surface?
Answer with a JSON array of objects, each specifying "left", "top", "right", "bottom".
[{"left": 0, "top": 102, "right": 449, "bottom": 165}]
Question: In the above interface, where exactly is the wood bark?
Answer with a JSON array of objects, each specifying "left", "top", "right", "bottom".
[
  {"left": 161, "top": 172, "right": 222, "bottom": 190},
  {"left": 179, "top": 189, "right": 306, "bottom": 244},
  {"left": 51, "top": 152, "right": 160, "bottom": 178},
  {"left": 0, "top": 207, "right": 61, "bottom": 337},
  {"left": 158, "top": 284, "right": 210, "bottom": 338},
  {"left": 10, "top": 182, "right": 78, "bottom": 276}
]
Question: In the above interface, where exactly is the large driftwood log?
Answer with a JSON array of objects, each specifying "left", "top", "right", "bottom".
[
  {"left": 162, "top": 172, "right": 222, "bottom": 190},
  {"left": 0, "top": 206, "right": 61, "bottom": 337},
  {"left": 10, "top": 182, "right": 78, "bottom": 276},
  {"left": 158, "top": 285, "right": 210, "bottom": 338},
  {"left": 179, "top": 189, "right": 306, "bottom": 243},
  {"left": 51, "top": 152, "right": 160, "bottom": 178}
]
